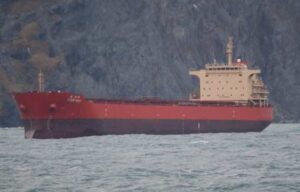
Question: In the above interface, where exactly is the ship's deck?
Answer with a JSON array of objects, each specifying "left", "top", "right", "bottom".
[{"left": 87, "top": 98, "right": 271, "bottom": 108}]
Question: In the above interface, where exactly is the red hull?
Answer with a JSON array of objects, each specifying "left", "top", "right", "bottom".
[{"left": 13, "top": 91, "right": 273, "bottom": 139}]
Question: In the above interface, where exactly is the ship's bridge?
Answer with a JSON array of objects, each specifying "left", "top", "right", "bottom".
[
  {"left": 189, "top": 37, "right": 269, "bottom": 106},
  {"left": 205, "top": 61, "right": 247, "bottom": 71}
]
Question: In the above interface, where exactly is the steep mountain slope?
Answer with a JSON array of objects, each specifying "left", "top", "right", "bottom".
[{"left": 1, "top": 0, "right": 300, "bottom": 126}]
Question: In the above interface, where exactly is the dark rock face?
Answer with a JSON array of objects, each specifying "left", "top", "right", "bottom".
[{"left": 1, "top": 0, "right": 300, "bottom": 126}]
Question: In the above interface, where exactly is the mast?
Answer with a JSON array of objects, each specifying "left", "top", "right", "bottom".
[
  {"left": 38, "top": 70, "right": 45, "bottom": 92},
  {"left": 226, "top": 36, "right": 233, "bottom": 66}
]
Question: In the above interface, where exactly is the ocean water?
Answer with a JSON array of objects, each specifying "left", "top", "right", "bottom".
[{"left": 0, "top": 124, "right": 299, "bottom": 192}]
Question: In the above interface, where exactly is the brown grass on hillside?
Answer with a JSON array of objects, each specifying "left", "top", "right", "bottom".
[
  {"left": 12, "top": 22, "right": 40, "bottom": 49},
  {"left": 28, "top": 52, "right": 61, "bottom": 72},
  {"left": 10, "top": 0, "right": 42, "bottom": 14},
  {"left": 12, "top": 39, "right": 49, "bottom": 55},
  {"left": 10, "top": 0, "right": 61, "bottom": 14},
  {"left": 28, "top": 40, "right": 49, "bottom": 54},
  {"left": 20, "top": 22, "right": 39, "bottom": 40}
]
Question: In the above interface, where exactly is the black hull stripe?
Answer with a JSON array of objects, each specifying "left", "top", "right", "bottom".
[{"left": 23, "top": 119, "right": 272, "bottom": 139}]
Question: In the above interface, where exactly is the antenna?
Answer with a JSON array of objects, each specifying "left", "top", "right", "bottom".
[
  {"left": 38, "top": 70, "right": 45, "bottom": 92},
  {"left": 226, "top": 36, "right": 233, "bottom": 65}
]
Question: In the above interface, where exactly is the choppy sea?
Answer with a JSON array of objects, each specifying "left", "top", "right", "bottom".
[{"left": 0, "top": 124, "right": 299, "bottom": 192}]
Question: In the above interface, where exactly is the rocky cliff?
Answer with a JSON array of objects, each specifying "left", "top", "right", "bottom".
[{"left": 1, "top": 0, "right": 300, "bottom": 126}]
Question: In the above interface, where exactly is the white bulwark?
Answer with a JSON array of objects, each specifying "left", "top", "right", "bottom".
[{"left": 189, "top": 37, "right": 269, "bottom": 106}]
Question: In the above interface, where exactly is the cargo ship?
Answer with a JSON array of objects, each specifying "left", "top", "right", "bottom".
[{"left": 13, "top": 37, "right": 273, "bottom": 139}]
